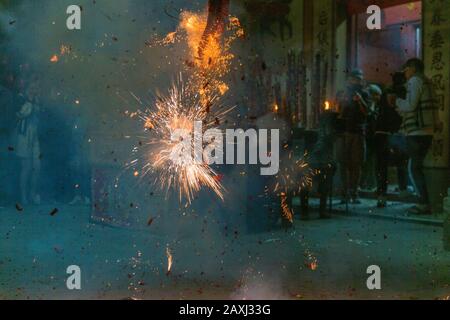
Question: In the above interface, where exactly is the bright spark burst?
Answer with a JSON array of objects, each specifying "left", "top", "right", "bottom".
[
  {"left": 273, "top": 150, "right": 315, "bottom": 220},
  {"left": 305, "top": 249, "right": 318, "bottom": 271},
  {"left": 274, "top": 153, "right": 315, "bottom": 195},
  {"left": 129, "top": 77, "right": 233, "bottom": 204},
  {"left": 129, "top": 9, "right": 241, "bottom": 204}
]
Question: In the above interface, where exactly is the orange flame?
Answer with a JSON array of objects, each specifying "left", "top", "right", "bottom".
[
  {"left": 150, "top": 10, "right": 243, "bottom": 104},
  {"left": 144, "top": 119, "right": 154, "bottom": 130},
  {"left": 177, "top": 11, "right": 242, "bottom": 103},
  {"left": 273, "top": 103, "right": 279, "bottom": 113},
  {"left": 166, "top": 247, "right": 173, "bottom": 274}
]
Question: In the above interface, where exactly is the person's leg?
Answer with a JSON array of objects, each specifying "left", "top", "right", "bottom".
[
  {"left": 359, "top": 139, "right": 369, "bottom": 189},
  {"left": 299, "top": 188, "right": 309, "bottom": 220},
  {"left": 395, "top": 136, "right": 411, "bottom": 194},
  {"left": 406, "top": 136, "right": 432, "bottom": 210},
  {"left": 19, "top": 158, "right": 31, "bottom": 205},
  {"left": 392, "top": 142, "right": 409, "bottom": 193},
  {"left": 349, "top": 134, "right": 364, "bottom": 202},
  {"left": 317, "top": 169, "right": 326, "bottom": 214},
  {"left": 319, "top": 166, "right": 333, "bottom": 218},
  {"left": 396, "top": 164, "right": 408, "bottom": 192},
  {"left": 347, "top": 134, "right": 357, "bottom": 199},
  {"left": 361, "top": 139, "right": 376, "bottom": 190},
  {"left": 339, "top": 162, "right": 348, "bottom": 201},
  {"left": 30, "top": 156, "right": 41, "bottom": 204},
  {"left": 375, "top": 135, "right": 386, "bottom": 195},
  {"left": 345, "top": 134, "right": 356, "bottom": 199},
  {"left": 337, "top": 136, "right": 348, "bottom": 202},
  {"left": 366, "top": 144, "right": 376, "bottom": 190},
  {"left": 375, "top": 134, "right": 388, "bottom": 206}
]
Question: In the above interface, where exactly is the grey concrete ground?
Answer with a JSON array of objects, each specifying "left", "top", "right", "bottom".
[{"left": 0, "top": 203, "right": 449, "bottom": 300}]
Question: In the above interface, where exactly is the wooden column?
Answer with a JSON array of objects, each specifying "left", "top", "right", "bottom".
[
  {"left": 311, "top": 0, "right": 336, "bottom": 127},
  {"left": 303, "top": 0, "right": 314, "bottom": 129}
]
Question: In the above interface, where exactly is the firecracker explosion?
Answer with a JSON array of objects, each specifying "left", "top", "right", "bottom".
[{"left": 0, "top": 0, "right": 449, "bottom": 303}]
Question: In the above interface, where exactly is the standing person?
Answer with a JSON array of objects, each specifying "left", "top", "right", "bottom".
[
  {"left": 391, "top": 58, "right": 439, "bottom": 215},
  {"left": 386, "top": 72, "right": 410, "bottom": 199},
  {"left": 302, "top": 113, "right": 337, "bottom": 219},
  {"left": 371, "top": 84, "right": 404, "bottom": 208},
  {"left": 15, "top": 79, "right": 41, "bottom": 205},
  {"left": 336, "top": 69, "right": 369, "bottom": 204},
  {"left": 360, "top": 85, "right": 378, "bottom": 192}
]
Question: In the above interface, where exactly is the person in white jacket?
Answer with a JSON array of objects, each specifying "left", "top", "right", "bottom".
[{"left": 391, "top": 58, "right": 439, "bottom": 215}]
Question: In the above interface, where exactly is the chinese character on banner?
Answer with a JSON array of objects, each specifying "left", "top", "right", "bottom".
[{"left": 424, "top": 2, "right": 450, "bottom": 167}]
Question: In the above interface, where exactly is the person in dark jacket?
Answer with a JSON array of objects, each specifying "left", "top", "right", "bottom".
[
  {"left": 336, "top": 69, "right": 369, "bottom": 204},
  {"left": 360, "top": 85, "right": 378, "bottom": 192},
  {"left": 370, "top": 84, "right": 406, "bottom": 208},
  {"left": 299, "top": 114, "right": 337, "bottom": 220}
]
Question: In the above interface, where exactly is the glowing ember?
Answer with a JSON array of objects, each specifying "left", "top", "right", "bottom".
[
  {"left": 144, "top": 118, "right": 154, "bottom": 130},
  {"left": 218, "top": 83, "right": 229, "bottom": 96},
  {"left": 324, "top": 100, "right": 331, "bottom": 111},
  {"left": 280, "top": 192, "right": 294, "bottom": 223},
  {"left": 50, "top": 55, "right": 59, "bottom": 63},
  {"left": 229, "top": 16, "right": 244, "bottom": 38},
  {"left": 308, "top": 261, "right": 318, "bottom": 271},
  {"left": 162, "top": 31, "right": 177, "bottom": 45},
  {"left": 305, "top": 249, "right": 318, "bottom": 271},
  {"left": 166, "top": 247, "right": 173, "bottom": 274}
]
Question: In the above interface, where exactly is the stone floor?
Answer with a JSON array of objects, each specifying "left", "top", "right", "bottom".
[
  {"left": 0, "top": 202, "right": 449, "bottom": 300},
  {"left": 293, "top": 184, "right": 448, "bottom": 226}
]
